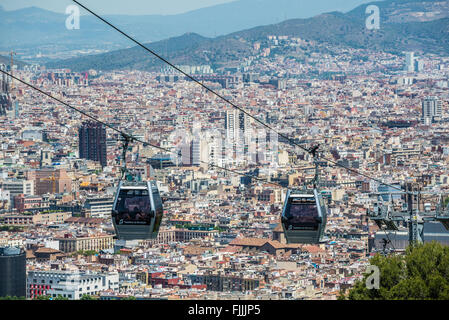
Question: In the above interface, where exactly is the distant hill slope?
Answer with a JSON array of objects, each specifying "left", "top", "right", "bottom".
[
  {"left": 0, "top": 55, "right": 28, "bottom": 68},
  {"left": 46, "top": 0, "right": 449, "bottom": 72},
  {"left": 0, "top": 0, "right": 374, "bottom": 52},
  {"left": 347, "top": 0, "right": 449, "bottom": 23},
  {"left": 234, "top": 11, "right": 449, "bottom": 54}
]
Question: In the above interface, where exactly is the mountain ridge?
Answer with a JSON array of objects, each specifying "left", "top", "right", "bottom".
[
  {"left": 0, "top": 0, "right": 373, "bottom": 52},
  {"left": 45, "top": 0, "right": 449, "bottom": 72}
]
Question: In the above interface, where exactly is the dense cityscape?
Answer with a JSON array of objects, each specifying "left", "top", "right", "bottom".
[{"left": 1, "top": 0, "right": 449, "bottom": 302}]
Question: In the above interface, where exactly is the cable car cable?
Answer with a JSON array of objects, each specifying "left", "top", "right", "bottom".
[
  {"left": 70, "top": 0, "right": 404, "bottom": 194},
  {"left": 0, "top": 69, "right": 285, "bottom": 190},
  {"left": 1, "top": 72, "right": 401, "bottom": 247}
]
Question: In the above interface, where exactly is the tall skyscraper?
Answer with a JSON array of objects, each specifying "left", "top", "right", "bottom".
[
  {"left": 14, "top": 100, "right": 19, "bottom": 118},
  {"left": 405, "top": 52, "right": 415, "bottom": 72},
  {"left": 180, "top": 138, "right": 192, "bottom": 166},
  {"left": 0, "top": 64, "right": 12, "bottom": 116},
  {"left": 0, "top": 246, "right": 26, "bottom": 298},
  {"left": 78, "top": 121, "right": 107, "bottom": 167},
  {"left": 422, "top": 96, "right": 442, "bottom": 124},
  {"left": 225, "top": 110, "right": 252, "bottom": 165},
  {"left": 225, "top": 110, "right": 252, "bottom": 141},
  {"left": 191, "top": 139, "right": 201, "bottom": 166},
  {"left": 415, "top": 59, "right": 424, "bottom": 72},
  {"left": 180, "top": 137, "right": 208, "bottom": 167}
]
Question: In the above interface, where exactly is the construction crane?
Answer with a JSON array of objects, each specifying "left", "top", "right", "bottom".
[{"left": 41, "top": 173, "right": 57, "bottom": 194}]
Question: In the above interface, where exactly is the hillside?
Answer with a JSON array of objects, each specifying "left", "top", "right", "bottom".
[
  {"left": 45, "top": 0, "right": 449, "bottom": 72},
  {"left": 0, "top": 0, "right": 373, "bottom": 53},
  {"left": 0, "top": 55, "right": 28, "bottom": 69}
]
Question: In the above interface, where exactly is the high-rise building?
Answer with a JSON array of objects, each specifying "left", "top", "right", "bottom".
[
  {"left": 180, "top": 137, "right": 208, "bottom": 167},
  {"left": 415, "top": 59, "right": 424, "bottom": 72},
  {"left": 0, "top": 64, "right": 12, "bottom": 116},
  {"left": 180, "top": 137, "right": 192, "bottom": 166},
  {"left": 225, "top": 110, "right": 252, "bottom": 165},
  {"left": 191, "top": 139, "right": 201, "bottom": 166},
  {"left": 208, "top": 133, "right": 225, "bottom": 168},
  {"left": 0, "top": 246, "right": 26, "bottom": 298},
  {"left": 404, "top": 52, "right": 424, "bottom": 73},
  {"left": 405, "top": 52, "right": 415, "bottom": 72},
  {"left": 78, "top": 121, "right": 107, "bottom": 167},
  {"left": 14, "top": 100, "right": 19, "bottom": 119},
  {"left": 225, "top": 110, "right": 251, "bottom": 141},
  {"left": 422, "top": 96, "right": 442, "bottom": 124},
  {"left": 0, "top": 64, "right": 9, "bottom": 93}
]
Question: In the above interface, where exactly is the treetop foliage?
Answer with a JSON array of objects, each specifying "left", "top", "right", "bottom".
[{"left": 341, "top": 241, "right": 449, "bottom": 300}]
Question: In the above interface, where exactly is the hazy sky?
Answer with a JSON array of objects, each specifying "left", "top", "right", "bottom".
[
  {"left": 1, "top": 0, "right": 373, "bottom": 15},
  {"left": 1, "top": 0, "right": 237, "bottom": 15}
]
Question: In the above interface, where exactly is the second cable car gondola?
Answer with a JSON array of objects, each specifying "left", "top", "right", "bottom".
[
  {"left": 111, "top": 135, "right": 164, "bottom": 240},
  {"left": 112, "top": 180, "right": 163, "bottom": 240},
  {"left": 281, "top": 188, "right": 327, "bottom": 244},
  {"left": 281, "top": 145, "right": 328, "bottom": 244}
]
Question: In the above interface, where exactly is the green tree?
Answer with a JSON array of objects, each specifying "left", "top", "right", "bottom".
[
  {"left": 76, "top": 250, "right": 98, "bottom": 256},
  {"left": 80, "top": 294, "right": 98, "bottom": 300},
  {"left": 0, "top": 225, "right": 24, "bottom": 232},
  {"left": 0, "top": 296, "right": 26, "bottom": 300},
  {"left": 36, "top": 295, "right": 51, "bottom": 300},
  {"left": 342, "top": 241, "right": 449, "bottom": 300}
]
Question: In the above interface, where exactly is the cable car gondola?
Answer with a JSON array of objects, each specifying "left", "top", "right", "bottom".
[
  {"left": 112, "top": 180, "right": 163, "bottom": 240},
  {"left": 281, "top": 146, "right": 328, "bottom": 244},
  {"left": 111, "top": 135, "right": 163, "bottom": 240},
  {"left": 281, "top": 188, "right": 327, "bottom": 244}
]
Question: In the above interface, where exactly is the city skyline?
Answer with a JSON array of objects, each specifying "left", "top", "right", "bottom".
[{"left": 0, "top": 0, "right": 448, "bottom": 303}]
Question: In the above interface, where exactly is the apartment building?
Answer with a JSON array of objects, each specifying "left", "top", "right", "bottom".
[
  {"left": 143, "top": 228, "right": 219, "bottom": 245},
  {"left": 0, "top": 180, "right": 34, "bottom": 207},
  {"left": 27, "top": 270, "right": 119, "bottom": 300},
  {"left": 56, "top": 233, "right": 114, "bottom": 253},
  {"left": 1, "top": 211, "right": 71, "bottom": 226},
  {"left": 82, "top": 197, "right": 114, "bottom": 218},
  {"left": 14, "top": 194, "right": 50, "bottom": 212}
]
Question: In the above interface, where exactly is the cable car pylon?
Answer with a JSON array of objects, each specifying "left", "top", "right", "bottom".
[{"left": 367, "top": 186, "right": 449, "bottom": 249}]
